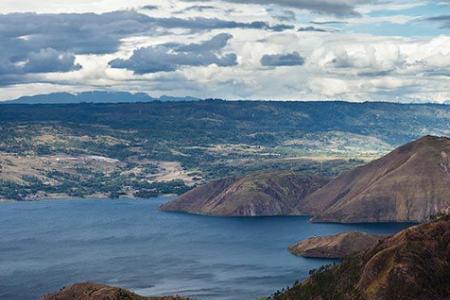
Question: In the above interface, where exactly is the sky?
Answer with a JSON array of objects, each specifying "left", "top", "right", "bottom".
[{"left": 0, "top": 0, "right": 449, "bottom": 102}]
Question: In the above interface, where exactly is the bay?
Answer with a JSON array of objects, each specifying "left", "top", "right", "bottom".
[{"left": 0, "top": 196, "right": 412, "bottom": 300}]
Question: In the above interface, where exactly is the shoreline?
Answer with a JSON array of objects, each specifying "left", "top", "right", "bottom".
[{"left": 0, "top": 193, "right": 178, "bottom": 203}]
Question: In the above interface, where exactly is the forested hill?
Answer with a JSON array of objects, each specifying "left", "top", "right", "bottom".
[
  {"left": 1, "top": 100, "right": 449, "bottom": 145},
  {"left": 0, "top": 100, "right": 449, "bottom": 201}
]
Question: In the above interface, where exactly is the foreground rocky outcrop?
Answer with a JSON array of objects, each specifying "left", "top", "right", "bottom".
[
  {"left": 299, "top": 135, "right": 450, "bottom": 223},
  {"left": 161, "top": 171, "right": 328, "bottom": 216},
  {"left": 40, "top": 282, "right": 188, "bottom": 300},
  {"left": 271, "top": 215, "right": 450, "bottom": 300},
  {"left": 288, "top": 232, "right": 382, "bottom": 258}
]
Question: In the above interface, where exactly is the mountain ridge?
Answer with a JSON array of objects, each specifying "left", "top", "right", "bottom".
[
  {"left": 299, "top": 135, "right": 450, "bottom": 223},
  {"left": 160, "top": 171, "right": 329, "bottom": 216}
]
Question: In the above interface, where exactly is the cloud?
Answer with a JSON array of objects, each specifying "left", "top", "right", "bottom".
[
  {"left": 181, "top": 5, "right": 217, "bottom": 12},
  {"left": 310, "top": 20, "right": 348, "bottom": 25},
  {"left": 425, "top": 15, "right": 450, "bottom": 28},
  {"left": 0, "top": 10, "right": 293, "bottom": 85},
  {"left": 142, "top": 5, "right": 159, "bottom": 10},
  {"left": 266, "top": 8, "right": 296, "bottom": 22},
  {"left": 260, "top": 52, "right": 305, "bottom": 66},
  {"left": 141, "top": 16, "right": 293, "bottom": 31},
  {"left": 109, "top": 33, "right": 238, "bottom": 74},
  {"left": 176, "top": 33, "right": 233, "bottom": 52},
  {"left": 0, "top": 1, "right": 449, "bottom": 103},
  {"left": 22, "top": 48, "right": 81, "bottom": 73},
  {"left": 0, "top": 11, "right": 156, "bottom": 55},
  {"left": 181, "top": 0, "right": 371, "bottom": 16},
  {"left": 298, "top": 26, "right": 329, "bottom": 32},
  {"left": 312, "top": 35, "right": 450, "bottom": 75},
  {"left": 0, "top": 11, "right": 292, "bottom": 56},
  {"left": 0, "top": 48, "right": 80, "bottom": 76}
]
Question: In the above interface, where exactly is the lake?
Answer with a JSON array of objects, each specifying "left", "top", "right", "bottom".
[{"left": 0, "top": 196, "right": 412, "bottom": 300}]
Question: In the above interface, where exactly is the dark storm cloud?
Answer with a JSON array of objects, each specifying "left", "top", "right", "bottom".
[
  {"left": 425, "top": 15, "right": 450, "bottom": 28},
  {"left": 260, "top": 52, "right": 305, "bottom": 66},
  {"left": 180, "top": 0, "right": 372, "bottom": 16},
  {"left": 109, "top": 33, "right": 238, "bottom": 74}
]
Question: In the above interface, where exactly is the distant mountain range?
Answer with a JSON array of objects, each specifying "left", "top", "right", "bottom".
[
  {"left": 5, "top": 92, "right": 449, "bottom": 105},
  {"left": 2, "top": 91, "right": 201, "bottom": 104}
]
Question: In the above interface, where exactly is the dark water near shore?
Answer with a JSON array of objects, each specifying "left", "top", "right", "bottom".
[{"left": 0, "top": 196, "right": 412, "bottom": 300}]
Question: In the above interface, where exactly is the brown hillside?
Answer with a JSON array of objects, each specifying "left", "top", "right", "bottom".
[
  {"left": 40, "top": 282, "right": 188, "bottom": 300},
  {"left": 299, "top": 135, "right": 450, "bottom": 223},
  {"left": 160, "top": 171, "right": 328, "bottom": 216},
  {"left": 271, "top": 216, "right": 450, "bottom": 300},
  {"left": 288, "top": 232, "right": 382, "bottom": 259}
]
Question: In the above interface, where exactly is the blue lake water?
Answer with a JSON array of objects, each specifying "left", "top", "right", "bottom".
[{"left": 0, "top": 196, "right": 412, "bottom": 300}]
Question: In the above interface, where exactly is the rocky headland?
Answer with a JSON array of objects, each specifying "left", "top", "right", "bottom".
[
  {"left": 40, "top": 282, "right": 189, "bottom": 300},
  {"left": 288, "top": 232, "right": 383, "bottom": 258}
]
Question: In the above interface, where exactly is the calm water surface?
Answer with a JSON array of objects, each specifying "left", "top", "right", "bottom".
[{"left": 0, "top": 196, "right": 412, "bottom": 300}]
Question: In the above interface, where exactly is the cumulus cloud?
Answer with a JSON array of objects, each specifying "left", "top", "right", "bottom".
[
  {"left": 22, "top": 48, "right": 81, "bottom": 74},
  {"left": 0, "top": 48, "right": 80, "bottom": 78},
  {"left": 109, "top": 33, "right": 238, "bottom": 73},
  {"left": 0, "top": 10, "right": 293, "bottom": 85},
  {"left": 312, "top": 35, "right": 450, "bottom": 76},
  {"left": 0, "top": 0, "right": 449, "bottom": 103},
  {"left": 176, "top": 33, "right": 233, "bottom": 52},
  {"left": 260, "top": 52, "right": 305, "bottom": 66}
]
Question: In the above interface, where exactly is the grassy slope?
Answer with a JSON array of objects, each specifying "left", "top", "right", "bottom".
[{"left": 270, "top": 215, "right": 450, "bottom": 300}]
